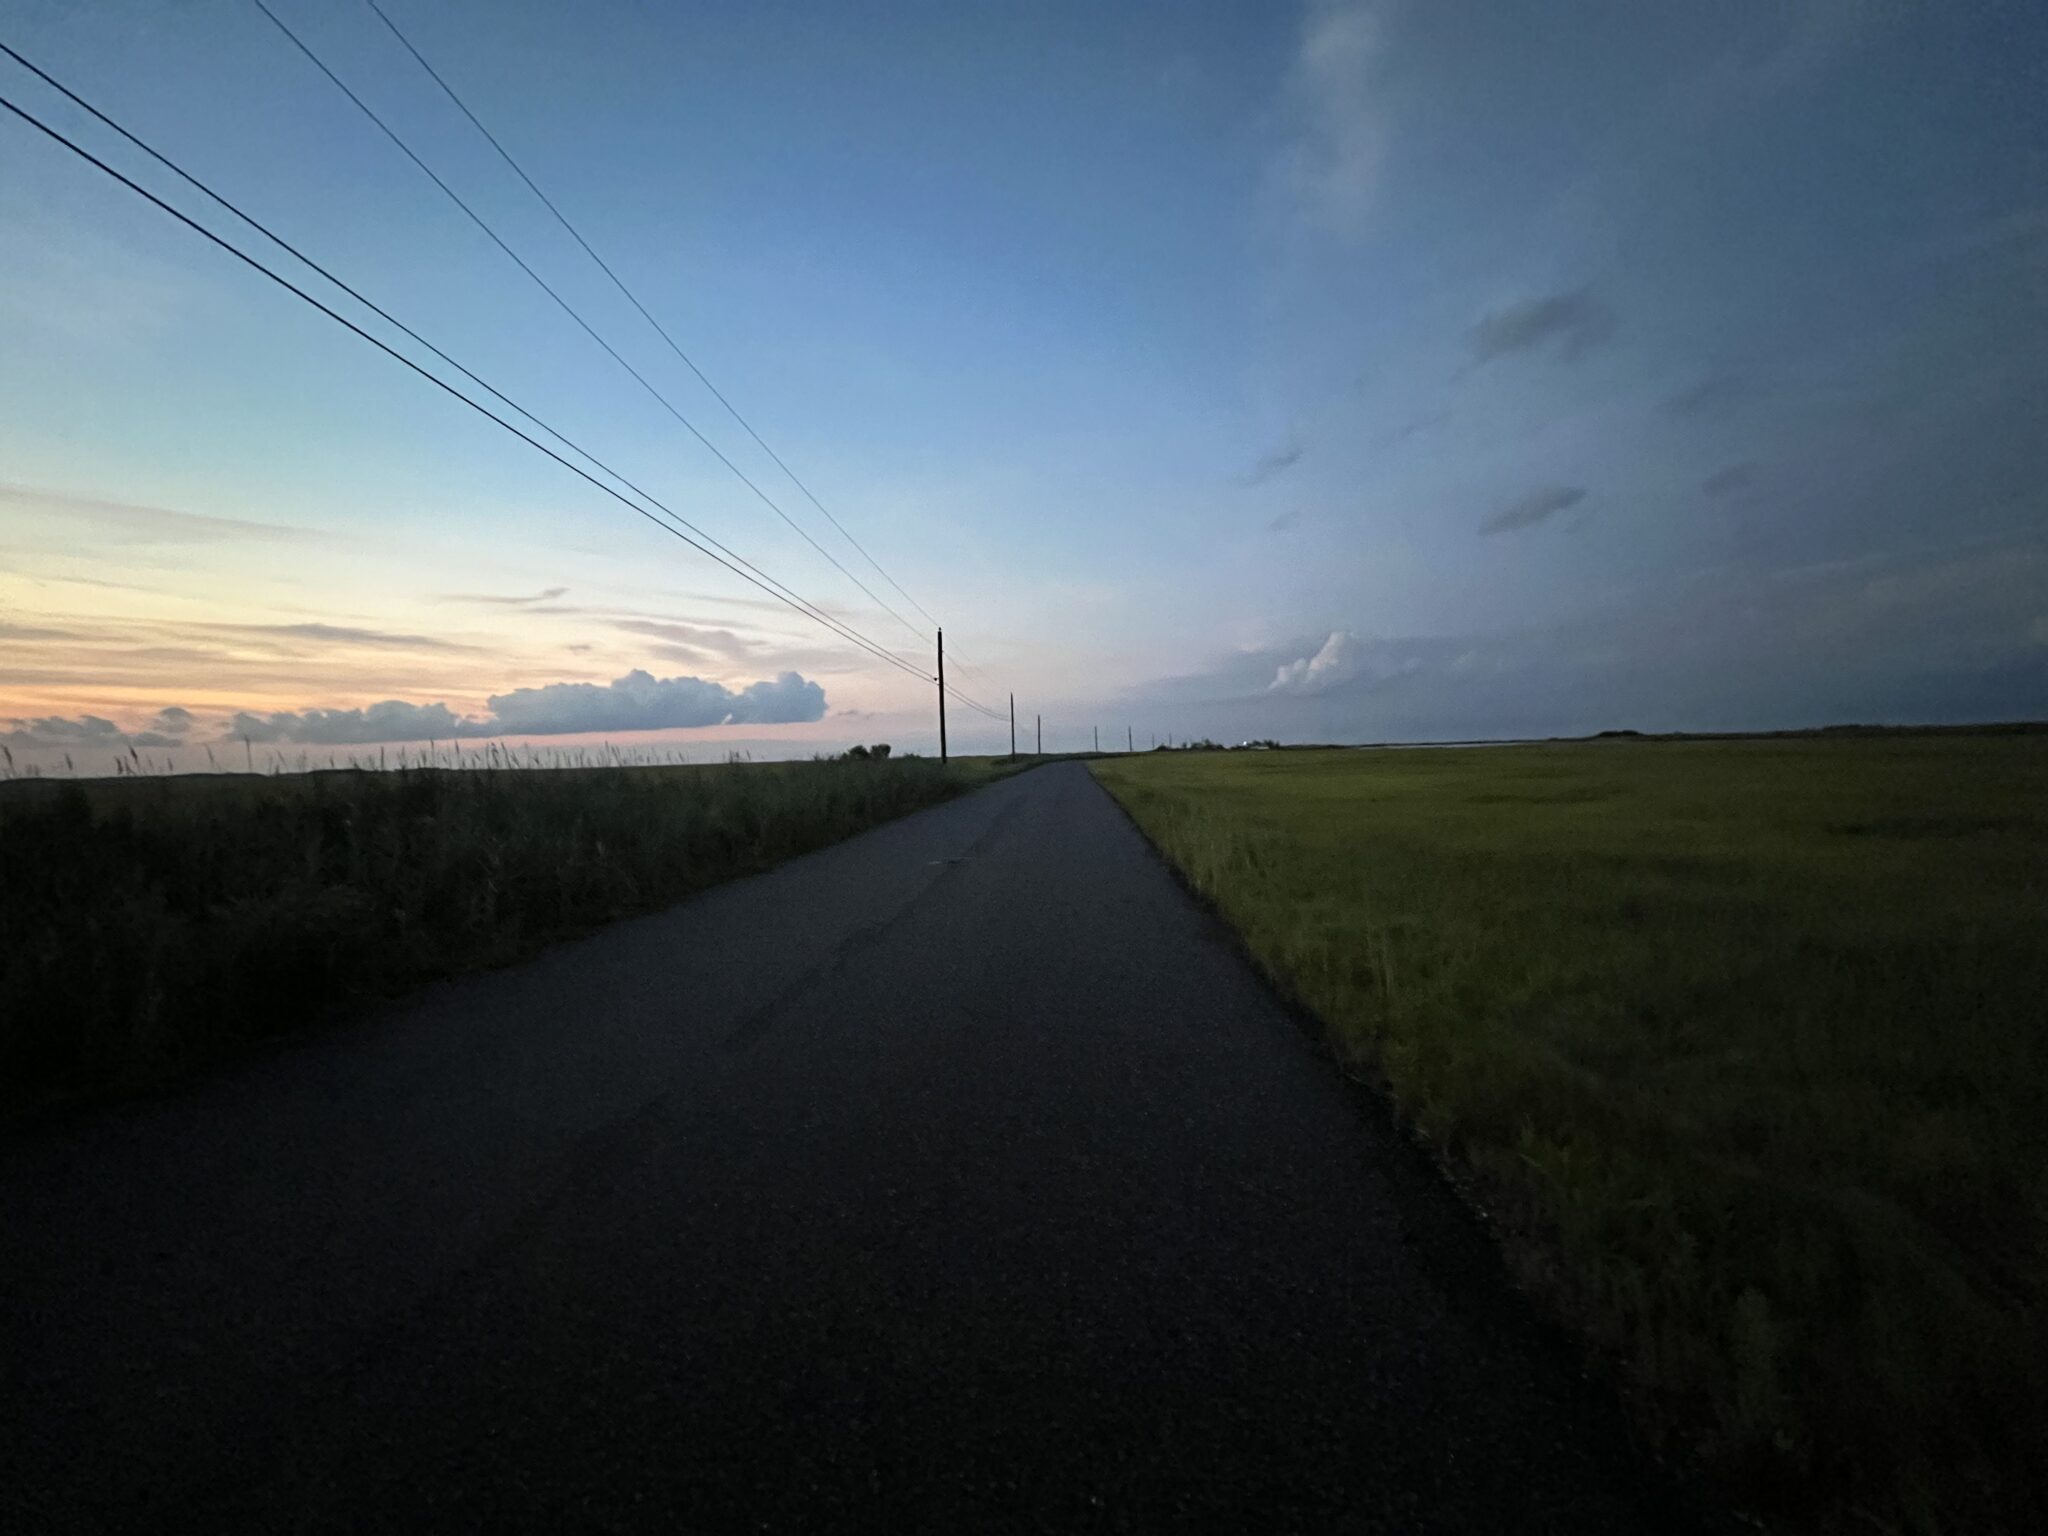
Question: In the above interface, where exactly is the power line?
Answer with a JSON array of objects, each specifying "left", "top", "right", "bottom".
[
  {"left": 951, "top": 693, "right": 1006, "bottom": 723},
  {"left": 0, "top": 41, "right": 925, "bottom": 688},
  {"left": 343, "top": 0, "right": 1001, "bottom": 696},
  {"left": 1, "top": 38, "right": 1003, "bottom": 734},
  {"left": 0, "top": 82, "right": 936, "bottom": 686},
  {"left": 248, "top": 0, "right": 936, "bottom": 660},
  {"left": 0, "top": 63, "right": 1003, "bottom": 728},
  {"left": 360, "top": 0, "right": 949, "bottom": 640}
]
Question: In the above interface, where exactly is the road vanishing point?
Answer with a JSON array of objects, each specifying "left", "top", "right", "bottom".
[{"left": 3, "top": 763, "right": 1701, "bottom": 1532}]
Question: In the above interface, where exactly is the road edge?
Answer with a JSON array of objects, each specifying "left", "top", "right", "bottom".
[{"left": 1081, "top": 762, "right": 1745, "bottom": 1536}]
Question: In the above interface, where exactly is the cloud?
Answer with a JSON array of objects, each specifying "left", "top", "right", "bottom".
[
  {"left": 1480, "top": 485, "right": 1587, "bottom": 535},
  {"left": 1268, "top": 631, "right": 1425, "bottom": 696},
  {"left": 4, "top": 706, "right": 197, "bottom": 755},
  {"left": 227, "top": 668, "right": 828, "bottom": 745},
  {"left": 1268, "top": 508, "right": 1304, "bottom": 533},
  {"left": 1271, "top": 631, "right": 1363, "bottom": 695},
  {"left": 129, "top": 705, "right": 196, "bottom": 748},
  {"left": 228, "top": 622, "right": 474, "bottom": 651},
  {"left": 485, "top": 669, "right": 825, "bottom": 736},
  {"left": 438, "top": 587, "right": 569, "bottom": 607},
  {"left": 1702, "top": 463, "right": 1759, "bottom": 497},
  {"left": 230, "top": 700, "right": 475, "bottom": 747},
  {"left": 1273, "top": 0, "right": 1388, "bottom": 238},
  {"left": 1373, "top": 407, "right": 1451, "bottom": 448},
  {"left": 1137, "top": 539, "right": 2048, "bottom": 741},
  {"left": 5, "top": 668, "right": 829, "bottom": 753},
  {"left": 1664, "top": 373, "right": 1749, "bottom": 417},
  {"left": 1, "top": 714, "right": 128, "bottom": 749},
  {"left": 1240, "top": 437, "right": 1305, "bottom": 487},
  {"left": 1469, "top": 287, "right": 1615, "bottom": 365},
  {"left": 0, "top": 483, "right": 326, "bottom": 545},
  {"left": 608, "top": 617, "right": 757, "bottom": 660},
  {"left": 606, "top": 617, "right": 857, "bottom": 678}
]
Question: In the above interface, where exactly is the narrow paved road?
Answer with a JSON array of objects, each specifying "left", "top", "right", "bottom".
[{"left": 3, "top": 763, "right": 1691, "bottom": 1532}]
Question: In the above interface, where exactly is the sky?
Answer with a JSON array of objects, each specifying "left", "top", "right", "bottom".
[{"left": 3, "top": 0, "right": 2046, "bottom": 767}]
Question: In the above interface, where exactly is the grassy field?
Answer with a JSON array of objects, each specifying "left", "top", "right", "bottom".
[
  {"left": 1, "top": 755, "right": 1009, "bottom": 1123},
  {"left": 1092, "top": 736, "right": 2046, "bottom": 1533}
]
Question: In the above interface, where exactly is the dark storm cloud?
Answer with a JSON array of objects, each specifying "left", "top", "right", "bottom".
[
  {"left": 1127, "top": 541, "right": 2048, "bottom": 742},
  {"left": 1479, "top": 485, "right": 1586, "bottom": 535},
  {"left": 1469, "top": 287, "right": 1615, "bottom": 364}
]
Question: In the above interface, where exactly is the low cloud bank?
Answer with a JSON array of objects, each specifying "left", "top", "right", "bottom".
[
  {"left": 130, "top": 706, "right": 196, "bottom": 748},
  {"left": 484, "top": 669, "right": 824, "bottom": 737},
  {"left": 1, "top": 706, "right": 194, "bottom": 751},
  {"left": 229, "top": 700, "right": 475, "bottom": 746},
  {"left": 1142, "top": 540, "right": 2048, "bottom": 741},
  {"left": 5, "top": 669, "right": 827, "bottom": 751},
  {"left": 1269, "top": 631, "right": 1429, "bottom": 696}
]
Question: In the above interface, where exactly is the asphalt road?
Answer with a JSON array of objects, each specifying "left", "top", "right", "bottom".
[{"left": 2, "top": 762, "right": 1695, "bottom": 1532}]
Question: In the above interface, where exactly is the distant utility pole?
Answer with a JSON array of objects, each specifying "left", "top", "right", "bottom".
[
  {"left": 1093, "top": 726, "right": 1099, "bottom": 753},
  {"left": 1127, "top": 725, "right": 1133, "bottom": 753},
  {"left": 1009, "top": 693, "right": 1016, "bottom": 758},
  {"left": 937, "top": 627, "right": 948, "bottom": 763},
  {"left": 1036, "top": 714, "right": 1042, "bottom": 755}
]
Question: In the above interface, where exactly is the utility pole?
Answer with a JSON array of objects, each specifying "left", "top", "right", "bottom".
[
  {"left": 937, "top": 627, "right": 948, "bottom": 763},
  {"left": 1036, "top": 714, "right": 1042, "bottom": 755},
  {"left": 1093, "top": 725, "right": 1099, "bottom": 753},
  {"left": 1009, "top": 693, "right": 1015, "bottom": 759},
  {"left": 1127, "top": 725, "right": 1133, "bottom": 753}
]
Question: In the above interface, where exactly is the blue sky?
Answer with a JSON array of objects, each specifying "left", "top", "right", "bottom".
[{"left": 3, "top": 0, "right": 2045, "bottom": 762}]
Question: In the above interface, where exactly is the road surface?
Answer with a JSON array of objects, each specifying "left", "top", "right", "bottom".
[{"left": 2, "top": 762, "right": 1696, "bottom": 1532}]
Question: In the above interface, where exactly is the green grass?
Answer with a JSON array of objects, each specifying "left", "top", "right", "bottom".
[
  {"left": 1, "top": 756, "right": 1010, "bottom": 1122},
  {"left": 1091, "top": 737, "right": 2047, "bottom": 1533}
]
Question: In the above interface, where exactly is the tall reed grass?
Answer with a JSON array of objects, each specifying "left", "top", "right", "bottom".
[
  {"left": 1094, "top": 735, "right": 2047, "bottom": 1534},
  {"left": 1, "top": 757, "right": 995, "bottom": 1118}
]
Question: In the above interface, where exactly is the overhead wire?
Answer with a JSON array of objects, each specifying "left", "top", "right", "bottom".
[
  {"left": 0, "top": 80, "right": 937, "bottom": 686},
  {"left": 0, "top": 41, "right": 930, "bottom": 689},
  {"left": 2, "top": 31, "right": 1009, "bottom": 732},
  {"left": 360, "top": 0, "right": 950, "bottom": 641},
  {"left": 248, "top": 0, "right": 939, "bottom": 663},
  {"left": 347, "top": 0, "right": 1002, "bottom": 699}
]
